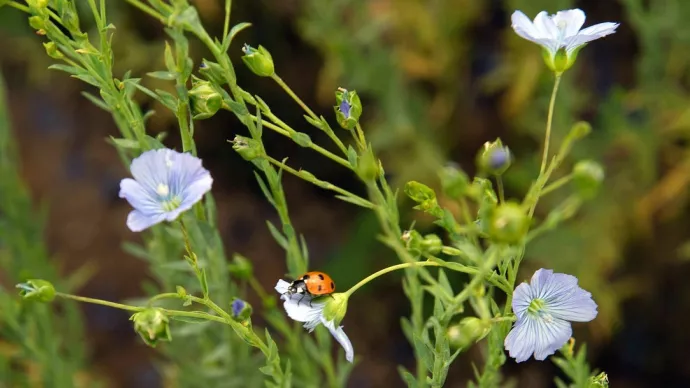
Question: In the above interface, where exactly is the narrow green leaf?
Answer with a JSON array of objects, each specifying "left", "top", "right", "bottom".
[
  {"left": 147, "top": 71, "right": 176, "bottom": 80},
  {"left": 266, "top": 221, "right": 288, "bottom": 249}
]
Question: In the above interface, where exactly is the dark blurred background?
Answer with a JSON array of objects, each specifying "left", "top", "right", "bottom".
[{"left": 1, "top": 0, "right": 690, "bottom": 387}]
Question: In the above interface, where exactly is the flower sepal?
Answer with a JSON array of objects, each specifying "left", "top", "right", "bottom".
[
  {"left": 241, "top": 44, "right": 275, "bottom": 77},
  {"left": 16, "top": 279, "right": 55, "bottom": 303},
  {"left": 322, "top": 293, "right": 349, "bottom": 327}
]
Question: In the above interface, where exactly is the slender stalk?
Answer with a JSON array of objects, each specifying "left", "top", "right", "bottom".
[
  {"left": 223, "top": 0, "right": 232, "bottom": 39},
  {"left": 263, "top": 155, "right": 374, "bottom": 208},
  {"left": 540, "top": 173, "right": 573, "bottom": 196},
  {"left": 539, "top": 74, "right": 562, "bottom": 177},
  {"left": 8, "top": 1, "right": 30, "bottom": 13},
  {"left": 496, "top": 176, "right": 505, "bottom": 204},
  {"left": 344, "top": 262, "right": 442, "bottom": 297},
  {"left": 56, "top": 293, "right": 231, "bottom": 326},
  {"left": 146, "top": 292, "right": 180, "bottom": 306},
  {"left": 247, "top": 114, "right": 352, "bottom": 169},
  {"left": 271, "top": 74, "right": 319, "bottom": 121}
]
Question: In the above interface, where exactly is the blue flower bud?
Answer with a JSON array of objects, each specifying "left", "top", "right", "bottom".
[
  {"left": 334, "top": 88, "right": 362, "bottom": 130},
  {"left": 231, "top": 298, "right": 253, "bottom": 322},
  {"left": 130, "top": 308, "right": 171, "bottom": 347},
  {"left": 241, "top": 44, "right": 275, "bottom": 77},
  {"left": 16, "top": 279, "right": 55, "bottom": 303},
  {"left": 476, "top": 139, "right": 512, "bottom": 175}
]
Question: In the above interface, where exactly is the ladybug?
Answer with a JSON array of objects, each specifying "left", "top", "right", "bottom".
[{"left": 286, "top": 271, "right": 336, "bottom": 306}]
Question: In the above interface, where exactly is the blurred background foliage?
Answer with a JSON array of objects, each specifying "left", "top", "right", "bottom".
[{"left": 0, "top": 0, "right": 689, "bottom": 386}]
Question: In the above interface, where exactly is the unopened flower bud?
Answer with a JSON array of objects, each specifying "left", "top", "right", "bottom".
[
  {"left": 189, "top": 81, "right": 222, "bottom": 119},
  {"left": 405, "top": 181, "right": 443, "bottom": 217},
  {"left": 447, "top": 317, "right": 492, "bottom": 349},
  {"left": 572, "top": 160, "right": 604, "bottom": 199},
  {"left": 199, "top": 59, "right": 226, "bottom": 84},
  {"left": 241, "top": 44, "right": 274, "bottom": 77},
  {"left": 487, "top": 201, "right": 528, "bottom": 244},
  {"left": 402, "top": 229, "right": 424, "bottom": 253},
  {"left": 130, "top": 308, "right": 171, "bottom": 347},
  {"left": 231, "top": 135, "right": 263, "bottom": 161},
  {"left": 228, "top": 253, "right": 253, "bottom": 280},
  {"left": 439, "top": 164, "right": 469, "bottom": 199},
  {"left": 231, "top": 298, "right": 253, "bottom": 322},
  {"left": 28, "top": 16, "right": 45, "bottom": 31},
  {"left": 355, "top": 148, "right": 379, "bottom": 181},
  {"left": 323, "top": 293, "right": 349, "bottom": 326},
  {"left": 42, "top": 42, "right": 63, "bottom": 59},
  {"left": 334, "top": 88, "right": 362, "bottom": 130},
  {"left": 421, "top": 234, "right": 442, "bottom": 255},
  {"left": 16, "top": 279, "right": 55, "bottom": 303},
  {"left": 477, "top": 139, "right": 512, "bottom": 175}
]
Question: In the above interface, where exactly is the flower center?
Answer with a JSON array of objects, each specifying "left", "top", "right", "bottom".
[
  {"left": 161, "top": 196, "right": 182, "bottom": 212},
  {"left": 156, "top": 183, "right": 170, "bottom": 197},
  {"left": 528, "top": 298, "right": 554, "bottom": 322}
]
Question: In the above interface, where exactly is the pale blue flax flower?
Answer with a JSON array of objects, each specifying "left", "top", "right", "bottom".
[
  {"left": 511, "top": 9, "right": 618, "bottom": 72},
  {"left": 119, "top": 149, "right": 213, "bottom": 232},
  {"left": 504, "top": 268, "right": 597, "bottom": 362}
]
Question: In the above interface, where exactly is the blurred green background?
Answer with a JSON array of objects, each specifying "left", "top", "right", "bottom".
[{"left": 1, "top": 0, "right": 689, "bottom": 387}]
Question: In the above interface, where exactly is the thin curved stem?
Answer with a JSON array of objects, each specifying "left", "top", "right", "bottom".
[
  {"left": 247, "top": 115, "right": 352, "bottom": 169},
  {"left": 539, "top": 74, "right": 562, "bottom": 177},
  {"left": 540, "top": 173, "right": 573, "bottom": 197},
  {"left": 344, "top": 261, "right": 442, "bottom": 297},
  {"left": 271, "top": 74, "right": 318, "bottom": 120},
  {"left": 263, "top": 155, "right": 374, "bottom": 208}
]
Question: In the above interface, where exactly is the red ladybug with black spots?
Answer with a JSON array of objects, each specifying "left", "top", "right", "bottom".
[{"left": 286, "top": 271, "right": 335, "bottom": 305}]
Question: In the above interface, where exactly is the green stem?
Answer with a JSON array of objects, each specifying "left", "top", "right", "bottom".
[
  {"left": 344, "top": 261, "right": 441, "bottom": 297},
  {"left": 496, "top": 176, "right": 505, "bottom": 204},
  {"left": 146, "top": 292, "right": 180, "bottom": 306},
  {"left": 7, "top": 1, "right": 30, "bottom": 13},
  {"left": 247, "top": 114, "right": 352, "bottom": 169},
  {"left": 271, "top": 74, "right": 318, "bottom": 120},
  {"left": 263, "top": 155, "right": 374, "bottom": 208},
  {"left": 55, "top": 292, "right": 228, "bottom": 325},
  {"left": 539, "top": 74, "right": 562, "bottom": 177},
  {"left": 223, "top": 0, "right": 232, "bottom": 39},
  {"left": 540, "top": 173, "right": 573, "bottom": 197}
]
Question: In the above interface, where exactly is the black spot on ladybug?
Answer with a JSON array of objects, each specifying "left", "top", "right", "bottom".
[
  {"left": 318, "top": 273, "right": 325, "bottom": 280},
  {"left": 330, "top": 282, "right": 334, "bottom": 289},
  {"left": 303, "top": 274, "right": 310, "bottom": 280},
  {"left": 318, "top": 285, "right": 322, "bottom": 291}
]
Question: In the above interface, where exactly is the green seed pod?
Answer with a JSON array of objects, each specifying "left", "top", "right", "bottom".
[
  {"left": 573, "top": 160, "right": 604, "bottom": 199},
  {"left": 241, "top": 44, "right": 275, "bottom": 77},
  {"left": 130, "top": 308, "right": 171, "bottom": 347},
  {"left": 189, "top": 81, "right": 222, "bottom": 119},
  {"left": 421, "top": 234, "right": 443, "bottom": 255},
  {"left": 228, "top": 254, "right": 253, "bottom": 280},
  {"left": 439, "top": 164, "right": 469, "bottom": 199},
  {"left": 487, "top": 201, "right": 529, "bottom": 244},
  {"left": 447, "top": 317, "right": 492, "bottom": 349}
]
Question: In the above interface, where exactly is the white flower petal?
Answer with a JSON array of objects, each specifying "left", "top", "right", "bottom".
[
  {"left": 274, "top": 280, "right": 325, "bottom": 331},
  {"left": 511, "top": 10, "right": 542, "bottom": 41},
  {"left": 274, "top": 279, "right": 290, "bottom": 294},
  {"left": 552, "top": 9, "right": 586, "bottom": 38},
  {"left": 564, "top": 22, "right": 619, "bottom": 52},
  {"left": 126, "top": 210, "right": 166, "bottom": 232},
  {"left": 533, "top": 11, "right": 560, "bottom": 41},
  {"left": 323, "top": 318, "right": 354, "bottom": 363}
]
